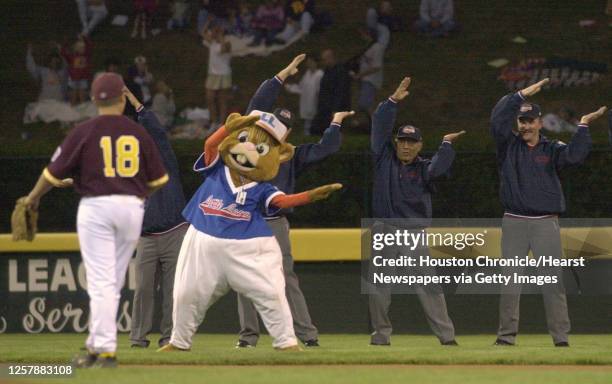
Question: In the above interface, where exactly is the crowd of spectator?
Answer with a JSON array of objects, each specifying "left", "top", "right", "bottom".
[{"left": 25, "top": 1, "right": 462, "bottom": 137}]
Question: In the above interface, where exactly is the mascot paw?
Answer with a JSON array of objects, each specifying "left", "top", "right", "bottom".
[{"left": 308, "top": 183, "right": 343, "bottom": 202}]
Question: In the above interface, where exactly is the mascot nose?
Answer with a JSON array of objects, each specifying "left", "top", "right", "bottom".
[{"left": 243, "top": 142, "right": 256, "bottom": 151}]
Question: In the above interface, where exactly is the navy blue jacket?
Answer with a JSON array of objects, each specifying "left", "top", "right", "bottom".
[
  {"left": 490, "top": 92, "right": 592, "bottom": 216},
  {"left": 246, "top": 76, "right": 342, "bottom": 216},
  {"left": 137, "top": 108, "right": 187, "bottom": 233},
  {"left": 371, "top": 98, "right": 455, "bottom": 224}
]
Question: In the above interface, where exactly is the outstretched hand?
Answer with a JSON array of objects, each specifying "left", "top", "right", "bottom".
[
  {"left": 390, "top": 77, "right": 411, "bottom": 101},
  {"left": 277, "top": 53, "right": 306, "bottom": 82},
  {"left": 122, "top": 86, "right": 142, "bottom": 110},
  {"left": 332, "top": 111, "right": 355, "bottom": 124},
  {"left": 443, "top": 130, "right": 466, "bottom": 143},
  {"left": 520, "top": 78, "right": 549, "bottom": 97},
  {"left": 580, "top": 106, "right": 608, "bottom": 125},
  {"left": 307, "top": 183, "right": 343, "bottom": 202}
]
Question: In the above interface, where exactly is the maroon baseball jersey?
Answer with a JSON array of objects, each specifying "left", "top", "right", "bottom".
[{"left": 44, "top": 115, "right": 168, "bottom": 197}]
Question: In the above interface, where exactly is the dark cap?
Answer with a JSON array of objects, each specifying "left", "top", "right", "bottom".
[
  {"left": 517, "top": 102, "right": 542, "bottom": 120},
  {"left": 91, "top": 72, "right": 125, "bottom": 101},
  {"left": 273, "top": 108, "right": 294, "bottom": 129},
  {"left": 396, "top": 125, "right": 422, "bottom": 141}
]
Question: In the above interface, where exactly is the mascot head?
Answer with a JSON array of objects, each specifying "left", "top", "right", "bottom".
[{"left": 219, "top": 110, "right": 295, "bottom": 182}]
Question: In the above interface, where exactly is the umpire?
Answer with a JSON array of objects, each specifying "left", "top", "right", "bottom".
[
  {"left": 368, "top": 77, "right": 464, "bottom": 346},
  {"left": 490, "top": 78, "right": 606, "bottom": 347},
  {"left": 124, "top": 88, "right": 188, "bottom": 349},
  {"left": 235, "top": 55, "right": 353, "bottom": 348}
]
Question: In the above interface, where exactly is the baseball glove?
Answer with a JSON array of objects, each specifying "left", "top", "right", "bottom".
[{"left": 11, "top": 197, "right": 38, "bottom": 241}]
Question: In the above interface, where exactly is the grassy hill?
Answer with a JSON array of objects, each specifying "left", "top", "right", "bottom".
[{"left": 0, "top": 0, "right": 610, "bottom": 157}]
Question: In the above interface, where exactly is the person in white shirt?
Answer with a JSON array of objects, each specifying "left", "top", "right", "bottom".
[
  {"left": 351, "top": 30, "right": 386, "bottom": 115},
  {"left": 284, "top": 56, "right": 323, "bottom": 135},
  {"left": 203, "top": 26, "right": 232, "bottom": 128}
]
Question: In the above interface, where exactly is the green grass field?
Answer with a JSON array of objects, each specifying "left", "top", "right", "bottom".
[{"left": 1, "top": 334, "right": 612, "bottom": 383}]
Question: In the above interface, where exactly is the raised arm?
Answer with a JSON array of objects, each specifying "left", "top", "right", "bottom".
[
  {"left": 371, "top": 77, "right": 410, "bottom": 155},
  {"left": 554, "top": 106, "right": 606, "bottom": 170},
  {"left": 246, "top": 54, "right": 305, "bottom": 114},
  {"left": 124, "top": 87, "right": 181, "bottom": 176},
  {"left": 26, "top": 44, "right": 41, "bottom": 80},
  {"left": 293, "top": 111, "right": 354, "bottom": 172},
  {"left": 490, "top": 78, "right": 549, "bottom": 145},
  {"left": 427, "top": 131, "right": 465, "bottom": 179},
  {"left": 124, "top": 87, "right": 165, "bottom": 140}
]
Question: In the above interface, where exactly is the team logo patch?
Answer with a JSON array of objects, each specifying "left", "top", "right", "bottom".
[
  {"left": 520, "top": 104, "right": 533, "bottom": 112},
  {"left": 200, "top": 195, "right": 251, "bottom": 221},
  {"left": 402, "top": 126, "right": 416, "bottom": 134}
]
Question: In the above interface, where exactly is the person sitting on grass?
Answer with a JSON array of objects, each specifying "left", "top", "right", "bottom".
[{"left": 26, "top": 43, "right": 68, "bottom": 102}]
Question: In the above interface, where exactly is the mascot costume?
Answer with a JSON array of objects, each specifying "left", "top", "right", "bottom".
[{"left": 159, "top": 102, "right": 342, "bottom": 351}]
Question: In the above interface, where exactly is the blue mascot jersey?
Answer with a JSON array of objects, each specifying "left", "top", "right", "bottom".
[{"left": 182, "top": 153, "right": 284, "bottom": 240}]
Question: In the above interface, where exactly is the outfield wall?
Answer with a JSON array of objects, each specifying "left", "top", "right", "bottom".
[{"left": 1, "top": 230, "right": 612, "bottom": 335}]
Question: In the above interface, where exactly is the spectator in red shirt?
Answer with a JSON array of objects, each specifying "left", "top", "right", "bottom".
[{"left": 61, "top": 35, "right": 93, "bottom": 105}]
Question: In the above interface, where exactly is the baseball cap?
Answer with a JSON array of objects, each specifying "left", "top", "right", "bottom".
[
  {"left": 273, "top": 108, "right": 294, "bottom": 129},
  {"left": 517, "top": 102, "right": 542, "bottom": 120},
  {"left": 248, "top": 110, "right": 289, "bottom": 143},
  {"left": 396, "top": 125, "right": 422, "bottom": 141},
  {"left": 91, "top": 72, "right": 125, "bottom": 101}
]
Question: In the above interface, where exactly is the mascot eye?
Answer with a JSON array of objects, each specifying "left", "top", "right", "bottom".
[
  {"left": 238, "top": 131, "right": 249, "bottom": 143},
  {"left": 256, "top": 143, "right": 270, "bottom": 155}
]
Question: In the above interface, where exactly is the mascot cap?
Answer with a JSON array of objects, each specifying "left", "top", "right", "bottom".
[{"left": 248, "top": 110, "right": 289, "bottom": 143}]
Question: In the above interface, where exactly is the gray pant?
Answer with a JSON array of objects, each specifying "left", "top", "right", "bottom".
[
  {"left": 368, "top": 243, "right": 456, "bottom": 344},
  {"left": 497, "top": 216, "right": 570, "bottom": 344},
  {"left": 130, "top": 224, "right": 187, "bottom": 347},
  {"left": 237, "top": 216, "right": 318, "bottom": 345}
]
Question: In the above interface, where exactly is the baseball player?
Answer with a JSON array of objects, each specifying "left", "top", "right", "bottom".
[
  {"left": 491, "top": 78, "right": 607, "bottom": 347},
  {"left": 235, "top": 54, "right": 352, "bottom": 348},
  {"left": 123, "top": 88, "right": 188, "bottom": 349},
  {"left": 369, "top": 77, "right": 464, "bottom": 346},
  {"left": 22, "top": 73, "right": 168, "bottom": 367}
]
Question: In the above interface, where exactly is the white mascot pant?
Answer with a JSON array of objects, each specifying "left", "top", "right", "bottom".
[{"left": 170, "top": 225, "right": 297, "bottom": 349}]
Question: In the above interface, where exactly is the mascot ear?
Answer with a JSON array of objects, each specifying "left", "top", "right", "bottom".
[
  {"left": 225, "top": 113, "right": 259, "bottom": 133},
  {"left": 279, "top": 143, "right": 295, "bottom": 163}
]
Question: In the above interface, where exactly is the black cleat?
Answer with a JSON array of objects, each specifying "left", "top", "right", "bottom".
[
  {"left": 303, "top": 339, "right": 320, "bottom": 347},
  {"left": 441, "top": 340, "right": 459, "bottom": 346},
  {"left": 370, "top": 341, "right": 391, "bottom": 346},
  {"left": 555, "top": 341, "right": 570, "bottom": 347},
  {"left": 235, "top": 340, "right": 255, "bottom": 348},
  {"left": 92, "top": 354, "right": 118, "bottom": 368},
  {"left": 71, "top": 351, "right": 98, "bottom": 368},
  {"left": 493, "top": 339, "right": 515, "bottom": 346}
]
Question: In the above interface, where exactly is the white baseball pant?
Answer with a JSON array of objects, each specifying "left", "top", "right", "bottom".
[
  {"left": 170, "top": 225, "right": 297, "bottom": 349},
  {"left": 77, "top": 195, "right": 144, "bottom": 353}
]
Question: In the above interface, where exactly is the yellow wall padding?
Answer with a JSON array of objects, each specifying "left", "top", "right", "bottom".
[{"left": 2, "top": 227, "right": 612, "bottom": 261}]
